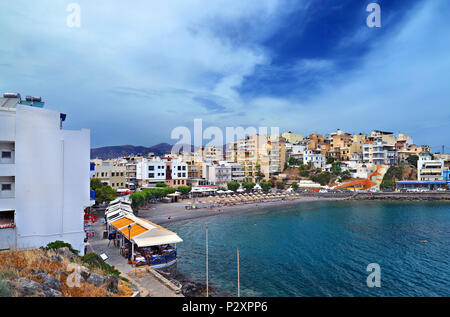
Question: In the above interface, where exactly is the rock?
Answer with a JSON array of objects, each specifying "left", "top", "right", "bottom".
[
  {"left": 55, "top": 269, "right": 67, "bottom": 277},
  {"left": 51, "top": 254, "right": 64, "bottom": 263},
  {"left": 36, "top": 272, "right": 61, "bottom": 291},
  {"left": 12, "top": 278, "right": 42, "bottom": 297},
  {"left": 42, "top": 288, "right": 63, "bottom": 297},
  {"left": 43, "top": 276, "right": 61, "bottom": 291},
  {"left": 56, "top": 247, "right": 76, "bottom": 259},
  {"left": 86, "top": 273, "right": 104, "bottom": 287},
  {"left": 79, "top": 266, "right": 91, "bottom": 281},
  {"left": 103, "top": 275, "right": 119, "bottom": 293}
]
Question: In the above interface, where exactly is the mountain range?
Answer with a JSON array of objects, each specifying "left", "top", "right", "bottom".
[{"left": 90, "top": 143, "right": 175, "bottom": 159}]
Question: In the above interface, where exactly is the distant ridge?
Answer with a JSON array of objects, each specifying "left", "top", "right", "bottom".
[{"left": 91, "top": 143, "right": 174, "bottom": 159}]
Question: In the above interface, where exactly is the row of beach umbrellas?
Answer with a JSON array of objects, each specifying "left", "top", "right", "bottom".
[{"left": 186, "top": 192, "right": 301, "bottom": 207}]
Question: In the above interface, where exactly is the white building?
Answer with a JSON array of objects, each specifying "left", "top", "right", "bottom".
[
  {"left": 202, "top": 163, "right": 232, "bottom": 187},
  {"left": 303, "top": 150, "right": 325, "bottom": 169},
  {"left": 136, "top": 157, "right": 188, "bottom": 187},
  {"left": 418, "top": 154, "right": 444, "bottom": 181},
  {"left": 0, "top": 93, "right": 90, "bottom": 253}
]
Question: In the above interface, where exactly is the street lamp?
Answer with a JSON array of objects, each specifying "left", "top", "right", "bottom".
[{"left": 128, "top": 224, "right": 132, "bottom": 261}]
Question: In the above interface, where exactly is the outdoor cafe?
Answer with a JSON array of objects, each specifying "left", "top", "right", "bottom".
[{"left": 106, "top": 211, "right": 183, "bottom": 269}]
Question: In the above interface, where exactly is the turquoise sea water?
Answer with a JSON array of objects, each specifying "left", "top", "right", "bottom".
[{"left": 165, "top": 201, "right": 450, "bottom": 297}]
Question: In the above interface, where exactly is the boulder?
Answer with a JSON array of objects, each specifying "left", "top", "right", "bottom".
[
  {"left": 79, "top": 266, "right": 91, "bottom": 281},
  {"left": 56, "top": 247, "right": 76, "bottom": 260},
  {"left": 51, "top": 254, "right": 64, "bottom": 263},
  {"left": 11, "top": 278, "right": 42, "bottom": 297},
  {"left": 43, "top": 276, "right": 61, "bottom": 292},
  {"left": 103, "top": 275, "right": 119, "bottom": 293},
  {"left": 41, "top": 288, "right": 63, "bottom": 297},
  {"left": 86, "top": 273, "right": 104, "bottom": 287}
]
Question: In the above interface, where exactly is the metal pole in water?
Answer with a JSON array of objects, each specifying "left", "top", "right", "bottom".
[
  {"left": 237, "top": 248, "right": 240, "bottom": 297},
  {"left": 206, "top": 225, "right": 209, "bottom": 297}
]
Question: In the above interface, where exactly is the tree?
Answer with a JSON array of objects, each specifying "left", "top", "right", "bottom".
[
  {"left": 311, "top": 172, "right": 331, "bottom": 186},
  {"left": 291, "top": 182, "right": 299, "bottom": 190},
  {"left": 130, "top": 187, "right": 176, "bottom": 211},
  {"left": 341, "top": 169, "right": 352, "bottom": 180},
  {"left": 326, "top": 157, "right": 335, "bottom": 165},
  {"left": 90, "top": 178, "right": 116, "bottom": 204},
  {"left": 227, "top": 182, "right": 240, "bottom": 192},
  {"left": 242, "top": 182, "right": 256, "bottom": 192},
  {"left": 276, "top": 181, "right": 285, "bottom": 190},
  {"left": 260, "top": 181, "right": 272, "bottom": 192},
  {"left": 406, "top": 155, "right": 419, "bottom": 168},
  {"left": 300, "top": 170, "right": 310, "bottom": 177},
  {"left": 288, "top": 157, "right": 300, "bottom": 166},
  {"left": 330, "top": 164, "right": 342, "bottom": 176},
  {"left": 177, "top": 186, "right": 192, "bottom": 196},
  {"left": 156, "top": 182, "right": 167, "bottom": 187}
]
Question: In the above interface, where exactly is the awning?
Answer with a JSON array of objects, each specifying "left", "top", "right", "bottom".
[
  {"left": 119, "top": 223, "right": 148, "bottom": 239},
  {"left": 108, "top": 213, "right": 183, "bottom": 247},
  {"left": 110, "top": 217, "right": 134, "bottom": 229}
]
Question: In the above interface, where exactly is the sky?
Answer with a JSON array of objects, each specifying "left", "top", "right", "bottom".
[{"left": 0, "top": 0, "right": 449, "bottom": 151}]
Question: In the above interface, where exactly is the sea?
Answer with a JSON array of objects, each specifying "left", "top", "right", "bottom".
[{"left": 165, "top": 200, "right": 450, "bottom": 296}]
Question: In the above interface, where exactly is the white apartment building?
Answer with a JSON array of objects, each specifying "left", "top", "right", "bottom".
[
  {"left": 136, "top": 157, "right": 188, "bottom": 187},
  {"left": 202, "top": 163, "right": 232, "bottom": 187},
  {"left": 363, "top": 141, "right": 397, "bottom": 166},
  {"left": 303, "top": 150, "right": 326, "bottom": 169},
  {"left": 226, "top": 162, "right": 245, "bottom": 183},
  {"left": 418, "top": 154, "right": 444, "bottom": 181},
  {"left": 0, "top": 93, "right": 90, "bottom": 253}
]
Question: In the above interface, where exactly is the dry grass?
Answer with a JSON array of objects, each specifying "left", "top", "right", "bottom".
[{"left": 0, "top": 249, "right": 135, "bottom": 297}]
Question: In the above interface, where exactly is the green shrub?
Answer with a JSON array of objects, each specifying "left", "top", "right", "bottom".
[
  {"left": 45, "top": 240, "right": 79, "bottom": 256},
  {"left": 0, "top": 280, "right": 12, "bottom": 297},
  {"left": 81, "top": 253, "right": 122, "bottom": 278}
]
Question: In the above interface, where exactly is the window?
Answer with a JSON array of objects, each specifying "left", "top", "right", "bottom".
[
  {"left": 178, "top": 173, "right": 182, "bottom": 177},
  {"left": 149, "top": 166, "right": 155, "bottom": 171},
  {"left": 1, "top": 151, "right": 11, "bottom": 159},
  {"left": 148, "top": 173, "right": 154, "bottom": 178},
  {"left": 112, "top": 172, "right": 115, "bottom": 177},
  {"left": 178, "top": 166, "right": 181, "bottom": 171},
  {"left": 1, "top": 184, "right": 12, "bottom": 191}
]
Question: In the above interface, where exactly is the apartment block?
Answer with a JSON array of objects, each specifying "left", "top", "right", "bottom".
[
  {"left": 0, "top": 93, "right": 90, "bottom": 253},
  {"left": 418, "top": 154, "right": 444, "bottom": 181}
]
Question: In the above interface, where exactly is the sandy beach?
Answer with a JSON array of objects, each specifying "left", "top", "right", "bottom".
[{"left": 138, "top": 196, "right": 348, "bottom": 225}]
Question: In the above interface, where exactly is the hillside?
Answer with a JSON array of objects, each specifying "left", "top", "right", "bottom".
[
  {"left": 91, "top": 143, "right": 174, "bottom": 159},
  {"left": 0, "top": 247, "right": 135, "bottom": 297}
]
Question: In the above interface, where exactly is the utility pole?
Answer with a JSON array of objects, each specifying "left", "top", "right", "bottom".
[
  {"left": 206, "top": 226, "right": 209, "bottom": 297},
  {"left": 237, "top": 248, "right": 240, "bottom": 297}
]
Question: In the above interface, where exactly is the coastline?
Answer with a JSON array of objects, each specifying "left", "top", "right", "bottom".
[
  {"left": 128, "top": 192, "right": 450, "bottom": 296},
  {"left": 140, "top": 196, "right": 347, "bottom": 225},
  {"left": 139, "top": 191, "right": 450, "bottom": 226}
]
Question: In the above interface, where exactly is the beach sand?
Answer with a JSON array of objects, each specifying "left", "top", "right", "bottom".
[{"left": 138, "top": 196, "right": 348, "bottom": 225}]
